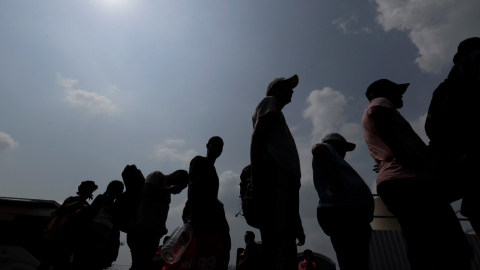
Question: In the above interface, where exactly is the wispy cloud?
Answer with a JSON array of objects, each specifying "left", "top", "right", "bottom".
[
  {"left": 0, "top": 131, "right": 19, "bottom": 151},
  {"left": 154, "top": 139, "right": 198, "bottom": 163},
  {"left": 57, "top": 74, "right": 121, "bottom": 114},
  {"left": 332, "top": 12, "right": 371, "bottom": 34}
]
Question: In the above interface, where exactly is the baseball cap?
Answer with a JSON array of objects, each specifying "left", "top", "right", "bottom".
[
  {"left": 321, "top": 133, "right": 356, "bottom": 152},
  {"left": 453, "top": 37, "right": 480, "bottom": 64},
  {"left": 365, "top": 79, "right": 409, "bottom": 101},
  {"left": 266, "top": 74, "right": 299, "bottom": 96}
]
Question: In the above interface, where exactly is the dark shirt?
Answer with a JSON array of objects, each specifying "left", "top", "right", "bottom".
[
  {"left": 187, "top": 156, "right": 221, "bottom": 230},
  {"left": 245, "top": 241, "right": 261, "bottom": 257},
  {"left": 188, "top": 156, "right": 219, "bottom": 207}
]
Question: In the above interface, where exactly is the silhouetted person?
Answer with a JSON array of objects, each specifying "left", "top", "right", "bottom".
[
  {"left": 311, "top": 133, "right": 373, "bottom": 270},
  {"left": 184, "top": 136, "right": 231, "bottom": 270},
  {"left": 237, "top": 231, "right": 261, "bottom": 270},
  {"left": 128, "top": 170, "right": 188, "bottom": 270},
  {"left": 250, "top": 75, "right": 305, "bottom": 270},
  {"left": 298, "top": 249, "right": 316, "bottom": 270},
  {"left": 72, "top": 180, "right": 124, "bottom": 270},
  {"left": 426, "top": 37, "right": 480, "bottom": 235},
  {"left": 37, "top": 180, "right": 98, "bottom": 270},
  {"left": 362, "top": 79, "right": 472, "bottom": 269}
]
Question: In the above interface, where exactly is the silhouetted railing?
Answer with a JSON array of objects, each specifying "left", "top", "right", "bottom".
[{"left": 372, "top": 194, "right": 469, "bottom": 221}]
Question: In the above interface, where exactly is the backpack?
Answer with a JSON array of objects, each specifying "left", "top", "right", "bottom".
[
  {"left": 112, "top": 164, "right": 145, "bottom": 233},
  {"left": 54, "top": 204, "right": 93, "bottom": 243},
  {"left": 425, "top": 78, "right": 479, "bottom": 159},
  {"left": 238, "top": 164, "right": 263, "bottom": 229},
  {"left": 44, "top": 198, "right": 91, "bottom": 242}
]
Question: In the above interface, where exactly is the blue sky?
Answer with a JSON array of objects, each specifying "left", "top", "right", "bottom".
[{"left": 1, "top": 0, "right": 479, "bottom": 266}]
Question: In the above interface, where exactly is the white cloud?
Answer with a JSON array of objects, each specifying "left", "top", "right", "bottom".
[
  {"left": 0, "top": 132, "right": 19, "bottom": 151},
  {"left": 301, "top": 87, "right": 365, "bottom": 185},
  {"left": 303, "top": 87, "right": 362, "bottom": 145},
  {"left": 57, "top": 74, "right": 121, "bottom": 114},
  {"left": 409, "top": 112, "right": 429, "bottom": 144},
  {"left": 374, "top": 0, "right": 480, "bottom": 74},
  {"left": 218, "top": 170, "right": 240, "bottom": 201},
  {"left": 154, "top": 139, "right": 198, "bottom": 163}
]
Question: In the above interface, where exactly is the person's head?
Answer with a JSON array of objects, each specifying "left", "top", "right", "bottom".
[
  {"left": 244, "top": 231, "right": 255, "bottom": 243},
  {"left": 266, "top": 74, "right": 299, "bottom": 106},
  {"left": 321, "top": 133, "right": 355, "bottom": 158},
  {"left": 303, "top": 249, "right": 313, "bottom": 262},
  {"left": 163, "top": 236, "right": 170, "bottom": 244},
  {"left": 453, "top": 37, "right": 480, "bottom": 64},
  {"left": 77, "top": 180, "right": 98, "bottom": 197},
  {"left": 206, "top": 136, "right": 224, "bottom": 160},
  {"left": 365, "top": 79, "right": 409, "bottom": 109},
  {"left": 166, "top": 170, "right": 189, "bottom": 189},
  {"left": 105, "top": 180, "right": 124, "bottom": 199}
]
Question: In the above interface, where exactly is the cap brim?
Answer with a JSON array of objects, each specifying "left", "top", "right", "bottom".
[
  {"left": 397, "top": 83, "right": 409, "bottom": 95},
  {"left": 284, "top": 74, "right": 299, "bottom": 89},
  {"left": 345, "top": 142, "right": 356, "bottom": 152}
]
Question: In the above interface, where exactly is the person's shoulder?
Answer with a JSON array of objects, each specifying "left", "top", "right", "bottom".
[
  {"left": 312, "top": 143, "right": 331, "bottom": 154},
  {"left": 369, "top": 97, "right": 393, "bottom": 107},
  {"left": 256, "top": 96, "right": 278, "bottom": 109},
  {"left": 367, "top": 98, "right": 394, "bottom": 116},
  {"left": 63, "top": 196, "right": 80, "bottom": 205},
  {"left": 189, "top": 155, "right": 206, "bottom": 167}
]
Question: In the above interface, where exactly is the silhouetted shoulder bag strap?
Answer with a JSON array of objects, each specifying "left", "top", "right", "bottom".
[{"left": 44, "top": 208, "right": 61, "bottom": 241}]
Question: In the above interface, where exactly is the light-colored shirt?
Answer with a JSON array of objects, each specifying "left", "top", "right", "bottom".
[
  {"left": 362, "top": 97, "right": 434, "bottom": 186},
  {"left": 312, "top": 143, "right": 374, "bottom": 210},
  {"left": 134, "top": 171, "right": 171, "bottom": 233},
  {"left": 252, "top": 96, "right": 301, "bottom": 179}
]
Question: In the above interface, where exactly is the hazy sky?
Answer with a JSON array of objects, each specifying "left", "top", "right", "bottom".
[{"left": 1, "top": 0, "right": 479, "bottom": 266}]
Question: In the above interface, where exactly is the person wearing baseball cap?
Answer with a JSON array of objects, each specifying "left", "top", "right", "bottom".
[
  {"left": 250, "top": 74, "right": 304, "bottom": 270},
  {"left": 362, "top": 79, "right": 472, "bottom": 269},
  {"left": 311, "top": 133, "right": 373, "bottom": 270}
]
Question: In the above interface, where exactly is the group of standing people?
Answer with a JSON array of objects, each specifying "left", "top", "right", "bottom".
[
  {"left": 247, "top": 37, "right": 480, "bottom": 270},
  {"left": 38, "top": 137, "right": 231, "bottom": 270},
  {"left": 37, "top": 37, "right": 479, "bottom": 270}
]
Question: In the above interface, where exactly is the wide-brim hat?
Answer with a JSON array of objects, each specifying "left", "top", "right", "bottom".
[
  {"left": 365, "top": 79, "right": 409, "bottom": 101},
  {"left": 321, "top": 133, "right": 356, "bottom": 152},
  {"left": 79, "top": 180, "right": 98, "bottom": 191},
  {"left": 266, "top": 74, "right": 299, "bottom": 96},
  {"left": 453, "top": 37, "right": 480, "bottom": 64}
]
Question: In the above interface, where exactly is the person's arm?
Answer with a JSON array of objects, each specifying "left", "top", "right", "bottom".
[
  {"left": 368, "top": 106, "right": 416, "bottom": 166},
  {"left": 250, "top": 112, "right": 275, "bottom": 186},
  {"left": 142, "top": 182, "right": 183, "bottom": 196}
]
